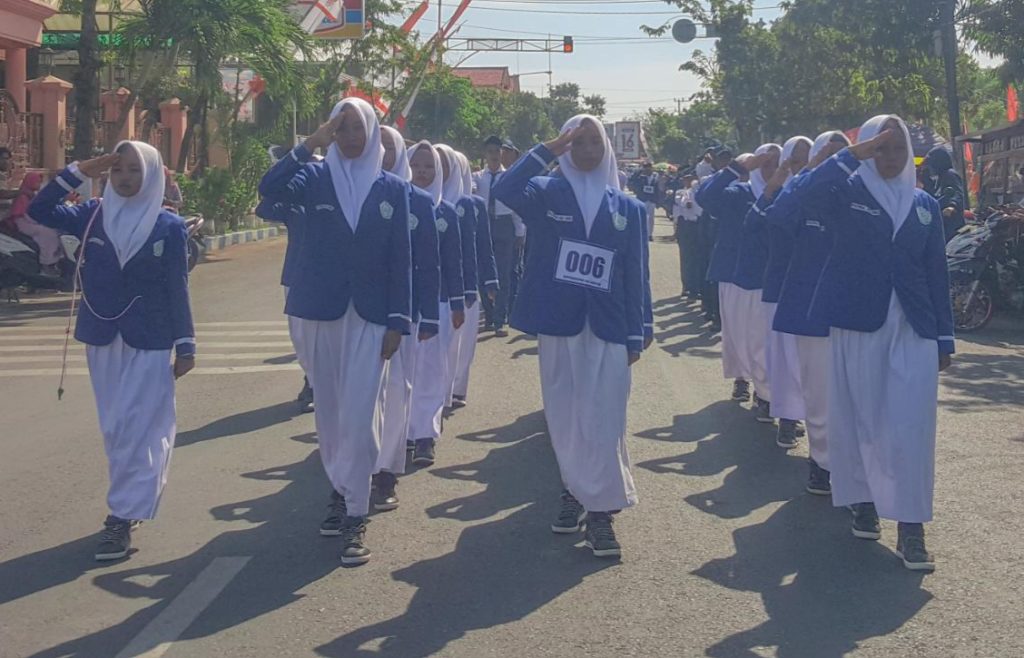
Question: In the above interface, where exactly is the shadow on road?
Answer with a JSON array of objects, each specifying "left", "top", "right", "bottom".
[
  {"left": 316, "top": 410, "right": 616, "bottom": 658},
  {"left": 636, "top": 400, "right": 805, "bottom": 519},
  {"left": 694, "top": 495, "right": 932, "bottom": 657},
  {"left": 652, "top": 296, "right": 721, "bottom": 359},
  {"left": 940, "top": 351, "right": 1024, "bottom": 413},
  {"left": 176, "top": 401, "right": 300, "bottom": 447}
]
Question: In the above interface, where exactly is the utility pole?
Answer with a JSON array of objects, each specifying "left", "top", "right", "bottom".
[
  {"left": 434, "top": 0, "right": 443, "bottom": 140},
  {"left": 675, "top": 98, "right": 685, "bottom": 113},
  {"left": 941, "top": 0, "right": 962, "bottom": 146}
]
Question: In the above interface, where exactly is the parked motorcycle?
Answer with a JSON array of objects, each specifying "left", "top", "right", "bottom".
[
  {"left": 946, "top": 206, "right": 1024, "bottom": 332},
  {"left": 184, "top": 214, "right": 206, "bottom": 271}
]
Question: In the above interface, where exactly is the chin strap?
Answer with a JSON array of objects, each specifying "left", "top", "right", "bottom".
[{"left": 58, "top": 200, "right": 103, "bottom": 400}]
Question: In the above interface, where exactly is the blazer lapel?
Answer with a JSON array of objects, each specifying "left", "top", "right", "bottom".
[{"left": 321, "top": 171, "right": 355, "bottom": 237}]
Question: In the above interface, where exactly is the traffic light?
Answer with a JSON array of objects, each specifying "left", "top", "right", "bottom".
[{"left": 563, "top": 36, "right": 574, "bottom": 54}]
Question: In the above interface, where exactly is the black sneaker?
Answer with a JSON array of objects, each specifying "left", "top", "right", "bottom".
[
  {"left": 494, "top": 327, "right": 509, "bottom": 338},
  {"left": 806, "top": 459, "right": 831, "bottom": 496},
  {"left": 709, "top": 318, "right": 722, "bottom": 333},
  {"left": 850, "top": 502, "right": 881, "bottom": 540},
  {"left": 320, "top": 491, "right": 347, "bottom": 536},
  {"left": 753, "top": 394, "right": 773, "bottom": 423},
  {"left": 297, "top": 377, "right": 314, "bottom": 414},
  {"left": 551, "top": 490, "right": 586, "bottom": 534},
  {"left": 406, "top": 440, "right": 415, "bottom": 453},
  {"left": 896, "top": 523, "right": 935, "bottom": 572},
  {"left": 413, "top": 438, "right": 436, "bottom": 466},
  {"left": 776, "top": 419, "right": 799, "bottom": 448},
  {"left": 731, "top": 379, "right": 751, "bottom": 402},
  {"left": 795, "top": 422, "right": 806, "bottom": 438},
  {"left": 451, "top": 395, "right": 467, "bottom": 410},
  {"left": 372, "top": 472, "right": 400, "bottom": 512},
  {"left": 340, "top": 516, "right": 371, "bottom": 566},
  {"left": 583, "top": 512, "right": 621, "bottom": 558},
  {"left": 95, "top": 515, "right": 132, "bottom": 561}
]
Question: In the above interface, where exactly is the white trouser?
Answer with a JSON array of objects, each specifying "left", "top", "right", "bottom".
[
  {"left": 408, "top": 303, "right": 452, "bottom": 441},
  {"left": 795, "top": 335, "right": 830, "bottom": 469},
  {"left": 287, "top": 314, "right": 311, "bottom": 377},
  {"left": 451, "top": 300, "right": 481, "bottom": 400},
  {"left": 87, "top": 335, "right": 176, "bottom": 521},
  {"left": 292, "top": 307, "right": 388, "bottom": 517},
  {"left": 718, "top": 283, "right": 770, "bottom": 400},
  {"left": 828, "top": 294, "right": 937, "bottom": 523},
  {"left": 764, "top": 302, "right": 805, "bottom": 420},
  {"left": 376, "top": 323, "right": 419, "bottom": 475},
  {"left": 644, "top": 201, "right": 656, "bottom": 239},
  {"left": 538, "top": 325, "right": 637, "bottom": 513}
]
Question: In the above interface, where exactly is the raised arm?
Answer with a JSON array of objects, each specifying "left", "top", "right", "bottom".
[{"left": 28, "top": 157, "right": 114, "bottom": 236}]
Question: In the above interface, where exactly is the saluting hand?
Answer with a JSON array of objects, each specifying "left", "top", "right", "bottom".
[
  {"left": 381, "top": 329, "right": 402, "bottom": 360},
  {"left": 543, "top": 126, "right": 584, "bottom": 157},
  {"left": 78, "top": 153, "right": 120, "bottom": 178},
  {"left": 763, "top": 158, "right": 793, "bottom": 198},
  {"left": 848, "top": 128, "right": 898, "bottom": 161},
  {"left": 736, "top": 151, "right": 769, "bottom": 172},
  {"left": 305, "top": 113, "right": 344, "bottom": 152},
  {"left": 807, "top": 140, "right": 846, "bottom": 171}
]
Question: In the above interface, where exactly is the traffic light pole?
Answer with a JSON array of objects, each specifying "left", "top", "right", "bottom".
[{"left": 941, "top": 0, "right": 962, "bottom": 144}]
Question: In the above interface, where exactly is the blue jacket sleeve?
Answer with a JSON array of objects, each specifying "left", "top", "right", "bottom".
[
  {"left": 762, "top": 175, "right": 809, "bottom": 237},
  {"left": 258, "top": 144, "right": 314, "bottom": 205},
  {"left": 164, "top": 218, "right": 196, "bottom": 357},
  {"left": 414, "top": 200, "right": 441, "bottom": 337},
  {"left": 492, "top": 145, "right": 554, "bottom": 224},
  {"left": 637, "top": 201, "right": 654, "bottom": 342},
  {"left": 624, "top": 198, "right": 646, "bottom": 355},
  {"left": 439, "top": 205, "right": 465, "bottom": 313},
  {"left": 386, "top": 183, "right": 413, "bottom": 335},
  {"left": 744, "top": 193, "right": 773, "bottom": 234},
  {"left": 473, "top": 197, "right": 499, "bottom": 292},
  {"left": 924, "top": 199, "right": 956, "bottom": 355},
  {"left": 28, "top": 165, "right": 99, "bottom": 237},
  {"left": 694, "top": 166, "right": 743, "bottom": 218},
  {"left": 787, "top": 149, "right": 860, "bottom": 218},
  {"left": 456, "top": 198, "right": 480, "bottom": 303}
]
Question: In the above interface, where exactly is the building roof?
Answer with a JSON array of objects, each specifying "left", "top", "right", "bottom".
[{"left": 452, "top": 66, "right": 519, "bottom": 93}]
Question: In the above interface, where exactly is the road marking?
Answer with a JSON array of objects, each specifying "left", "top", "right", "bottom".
[
  {"left": 1, "top": 364, "right": 301, "bottom": 377},
  {"left": 0, "top": 352, "right": 296, "bottom": 364},
  {"left": 114, "top": 556, "right": 251, "bottom": 658},
  {"left": 0, "top": 342, "right": 295, "bottom": 353}
]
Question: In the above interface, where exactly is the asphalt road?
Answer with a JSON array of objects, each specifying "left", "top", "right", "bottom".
[{"left": 1, "top": 212, "right": 1022, "bottom": 658}]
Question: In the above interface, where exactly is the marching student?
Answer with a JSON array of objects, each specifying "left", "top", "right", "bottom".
[
  {"left": 407, "top": 142, "right": 465, "bottom": 468},
  {"left": 493, "top": 114, "right": 649, "bottom": 559},
  {"left": 258, "top": 98, "right": 412, "bottom": 566},
  {"left": 449, "top": 150, "right": 499, "bottom": 410},
  {"left": 696, "top": 146, "right": 774, "bottom": 408},
  {"left": 786, "top": 115, "right": 955, "bottom": 572},
  {"left": 672, "top": 174, "right": 702, "bottom": 298},
  {"left": 747, "top": 136, "right": 812, "bottom": 447},
  {"left": 762, "top": 130, "right": 851, "bottom": 493},
  {"left": 372, "top": 126, "right": 441, "bottom": 511},
  {"left": 630, "top": 161, "right": 660, "bottom": 241},
  {"left": 29, "top": 141, "right": 195, "bottom": 562}
]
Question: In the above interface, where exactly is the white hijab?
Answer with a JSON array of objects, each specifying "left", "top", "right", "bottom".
[
  {"left": 809, "top": 130, "right": 851, "bottom": 163},
  {"left": 102, "top": 140, "right": 165, "bottom": 267},
  {"left": 855, "top": 114, "right": 916, "bottom": 233},
  {"left": 408, "top": 141, "right": 444, "bottom": 205},
  {"left": 325, "top": 98, "right": 384, "bottom": 231},
  {"left": 435, "top": 144, "right": 463, "bottom": 201},
  {"left": 457, "top": 152, "right": 474, "bottom": 196},
  {"left": 381, "top": 125, "right": 411, "bottom": 181},
  {"left": 557, "top": 114, "right": 620, "bottom": 234},
  {"left": 780, "top": 135, "right": 812, "bottom": 185},
  {"left": 748, "top": 143, "right": 781, "bottom": 200}
]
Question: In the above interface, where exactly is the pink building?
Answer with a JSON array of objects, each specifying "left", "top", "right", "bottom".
[{"left": 0, "top": 0, "right": 58, "bottom": 112}]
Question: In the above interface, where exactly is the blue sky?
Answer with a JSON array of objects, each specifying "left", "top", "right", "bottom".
[{"left": 406, "top": 0, "right": 785, "bottom": 120}]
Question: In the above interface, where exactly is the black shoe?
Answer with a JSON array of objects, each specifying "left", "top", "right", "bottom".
[
  {"left": 95, "top": 515, "right": 132, "bottom": 561},
  {"left": 776, "top": 419, "right": 799, "bottom": 449},
  {"left": 451, "top": 394, "right": 467, "bottom": 410},
  {"left": 551, "top": 490, "right": 586, "bottom": 534},
  {"left": 896, "top": 523, "right": 935, "bottom": 572},
  {"left": 753, "top": 394, "right": 773, "bottom": 423},
  {"left": 372, "top": 472, "right": 400, "bottom": 512},
  {"left": 583, "top": 512, "right": 621, "bottom": 558},
  {"left": 297, "top": 377, "right": 314, "bottom": 414},
  {"left": 709, "top": 319, "right": 721, "bottom": 333},
  {"left": 406, "top": 439, "right": 415, "bottom": 453},
  {"left": 494, "top": 327, "right": 509, "bottom": 338},
  {"left": 806, "top": 459, "right": 831, "bottom": 496},
  {"left": 413, "top": 438, "right": 436, "bottom": 466},
  {"left": 731, "top": 379, "right": 751, "bottom": 402},
  {"left": 850, "top": 502, "right": 881, "bottom": 540},
  {"left": 340, "top": 516, "right": 371, "bottom": 566},
  {"left": 320, "top": 491, "right": 347, "bottom": 536}
]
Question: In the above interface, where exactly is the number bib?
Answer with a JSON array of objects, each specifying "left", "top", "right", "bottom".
[
  {"left": 643, "top": 185, "right": 655, "bottom": 195},
  {"left": 554, "top": 238, "right": 615, "bottom": 292}
]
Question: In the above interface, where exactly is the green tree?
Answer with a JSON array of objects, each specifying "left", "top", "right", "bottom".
[
  {"left": 962, "top": 0, "right": 1024, "bottom": 84},
  {"left": 61, "top": 0, "right": 106, "bottom": 160}
]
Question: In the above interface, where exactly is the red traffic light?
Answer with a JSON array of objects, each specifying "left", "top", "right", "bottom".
[{"left": 563, "top": 36, "right": 574, "bottom": 53}]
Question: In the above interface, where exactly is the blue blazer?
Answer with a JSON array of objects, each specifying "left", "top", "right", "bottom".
[
  {"left": 454, "top": 196, "right": 480, "bottom": 304},
  {"left": 30, "top": 166, "right": 195, "bottom": 356},
  {"left": 255, "top": 198, "right": 303, "bottom": 287},
  {"left": 696, "top": 166, "right": 755, "bottom": 285},
  {"left": 493, "top": 144, "right": 648, "bottom": 354},
  {"left": 470, "top": 195, "right": 500, "bottom": 294},
  {"left": 758, "top": 172, "right": 836, "bottom": 337},
  {"left": 436, "top": 200, "right": 465, "bottom": 311},
  {"left": 258, "top": 144, "right": 412, "bottom": 333},
  {"left": 745, "top": 193, "right": 790, "bottom": 301},
  {"left": 408, "top": 187, "right": 441, "bottom": 335},
  {"left": 792, "top": 149, "right": 956, "bottom": 354}
]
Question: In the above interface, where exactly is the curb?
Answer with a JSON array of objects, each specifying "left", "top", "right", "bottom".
[{"left": 203, "top": 225, "right": 286, "bottom": 252}]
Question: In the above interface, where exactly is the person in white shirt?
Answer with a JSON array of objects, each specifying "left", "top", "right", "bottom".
[{"left": 673, "top": 175, "right": 703, "bottom": 297}]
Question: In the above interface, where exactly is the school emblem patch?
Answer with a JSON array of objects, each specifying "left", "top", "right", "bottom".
[
  {"left": 152, "top": 239, "right": 164, "bottom": 257},
  {"left": 380, "top": 201, "right": 394, "bottom": 220},
  {"left": 436, "top": 217, "right": 448, "bottom": 233},
  {"left": 456, "top": 205, "right": 466, "bottom": 218},
  {"left": 612, "top": 212, "right": 628, "bottom": 231},
  {"left": 917, "top": 206, "right": 932, "bottom": 226},
  {"left": 410, "top": 213, "right": 419, "bottom": 231}
]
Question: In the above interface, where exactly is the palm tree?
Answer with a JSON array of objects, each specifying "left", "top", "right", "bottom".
[{"left": 61, "top": 0, "right": 104, "bottom": 161}]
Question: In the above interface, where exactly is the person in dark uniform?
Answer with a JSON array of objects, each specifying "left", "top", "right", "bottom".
[
  {"left": 921, "top": 146, "right": 966, "bottom": 242},
  {"left": 698, "top": 148, "right": 734, "bottom": 332}
]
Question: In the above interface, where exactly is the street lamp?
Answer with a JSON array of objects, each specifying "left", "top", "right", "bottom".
[{"left": 39, "top": 48, "right": 56, "bottom": 76}]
